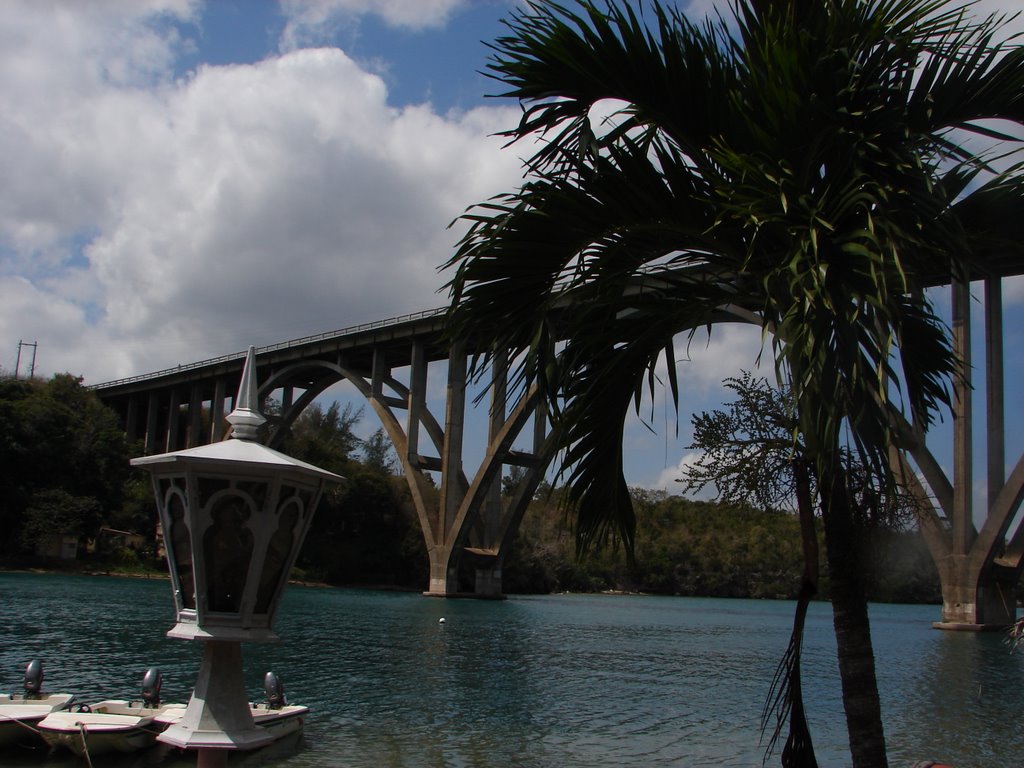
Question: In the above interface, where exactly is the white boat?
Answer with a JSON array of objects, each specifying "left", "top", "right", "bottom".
[
  {"left": 252, "top": 670, "right": 308, "bottom": 742},
  {"left": 39, "top": 669, "right": 307, "bottom": 757},
  {"left": 38, "top": 668, "right": 184, "bottom": 757},
  {"left": 154, "top": 671, "right": 309, "bottom": 745},
  {"left": 249, "top": 699, "right": 308, "bottom": 739},
  {"left": 0, "top": 660, "right": 75, "bottom": 747},
  {"left": 250, "top": 671, "right": 308, "bottom": 741},
  {"left": 152, "top": 702, "right": 309, "bottom": 742}
]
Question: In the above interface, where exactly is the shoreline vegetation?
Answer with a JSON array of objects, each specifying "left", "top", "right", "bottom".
[
  {"left": 1, "top": 490, "right": 948, "bottom": 604},
  {"left": 1, "top": 372, "right": 955, "bottom": 605},
  {"left": 0, "top": 564, "right": 942, "bottom": 606}
]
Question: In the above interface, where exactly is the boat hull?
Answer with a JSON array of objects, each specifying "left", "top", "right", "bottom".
[
  {"left": 38, "top": 700, "right": 306, "bottom": 756},
  {"left": 251, "top": 703, "right": 308, "bottom": 740},
  {"left": 0, "top": 693, "right": 75, "bottom": 746},
  {"left": 153, "top": 702, "right": 309, "bottom": 743},
  {"left": 153, "top": 704, "right": 307, "bottom": 753},
  {"left": 38, "top": 700, "right": 185, "bottom": 757}
]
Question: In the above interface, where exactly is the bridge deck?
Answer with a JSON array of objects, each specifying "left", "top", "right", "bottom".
[{"left": 93, "top": 307, "right": 450, "bottom": 397}]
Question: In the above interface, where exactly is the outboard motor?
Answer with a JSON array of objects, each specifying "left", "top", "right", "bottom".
[
  {"left": 264, "top": 671, "right": 286, "bottom": 710},
  {"left": 141, "top": 667, "right": 162, "bottom": 708},
  {"left": 23, "top": 660, "right": 43, "bottom": 699}
]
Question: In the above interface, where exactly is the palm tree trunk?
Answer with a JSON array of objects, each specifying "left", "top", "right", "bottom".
[{"left": 820, "top": 467, "right": 888, "bottom": 768}]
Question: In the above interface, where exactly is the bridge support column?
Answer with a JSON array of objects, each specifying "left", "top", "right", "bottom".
[
  {"left": 145, "top": 392, "right": 161, "bottom": 455},
  {"left": 935, "top": 556, "right": 1017, "bottom": 629},
  {"left": 474, "top": 565, "right": 502, "bottom": 597},
  {"left": 928, "top": 278, "right": 1022, "bottom": 630},
  {"left": 427, "top": 553, "right": 459, "bottom": 597},
  {"left": 425, "top": 343, "right": 468, "bottom": 598},
  {"left": 167, "top": 388, "right": 183, "bottom": 451},
  {"left": 937, "top": 555, "right": 976, "bottom": 626},
  {"left": 211, "top": 377, "right": 226, "bottom": 442},
  {"left": 188, "top": 385, "right": 203, "bottom": 448},
  {"left": 125, "top": 396, "right": 140, "bottom": 445}
]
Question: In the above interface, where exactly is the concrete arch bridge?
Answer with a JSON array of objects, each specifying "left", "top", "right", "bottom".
[{"left": 94, "top": 273, "right": 1023, "bottom": 627}]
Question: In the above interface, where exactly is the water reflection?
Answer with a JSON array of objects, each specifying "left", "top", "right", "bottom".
[
  {"left": 1, "top": 574, "right": 1022, "bottom": 767},
  {"left": 886, "top": 630, "right": 1024, "bottom": 766}
]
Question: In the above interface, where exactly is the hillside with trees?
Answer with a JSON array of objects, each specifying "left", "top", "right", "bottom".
[
  {"left": 0, "top": 373, "right": 941, "bottom": 604},
  {"left": 0, "top": 374, "right": 133, "bottom": 560},
  {"left": 504, "top": 489, "right": 940, "bottom": 604}
]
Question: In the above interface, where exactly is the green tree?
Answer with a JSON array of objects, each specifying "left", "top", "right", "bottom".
[
  {"left": 280, "top": 401, "right": 427, "bottom": 587},
  {"left": 501, "top": 465, "right": 529, "bottom": 497},
  {"left": 362, "top": 427, "right": 398, "bottom": 475},
  {"left": 107, "top": 473, "right": 161, "bottom": 549},
  {"left": 0, "top": 373, "right": 130, "bottom": 555},
  {"left": 279, "top": 401, "right": 363, "bottom": 475},
  {"left": 21, "top": 489, "right": 102, "bottom": 553},
  {"left": 298, "top": 468, "right": 418, "bottom": 586},
  {"left": 444, "top": 2, "right": 1024, "bottom": 766}
]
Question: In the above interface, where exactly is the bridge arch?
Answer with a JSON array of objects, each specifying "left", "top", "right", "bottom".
[
  {"left": 93, "top": 273, "right": 1022, "bottom": 617},
  {"left": 253, "top": 351, "right": 554, "bottom": 597}
]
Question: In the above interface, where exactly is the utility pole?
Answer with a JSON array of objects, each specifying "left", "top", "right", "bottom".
[{"left": 15, "top": 340, "right": 37, "bottom": 379}]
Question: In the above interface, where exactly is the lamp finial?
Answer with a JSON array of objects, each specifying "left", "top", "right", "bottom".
[{"left": 226, "top": 345, "right": 266, "bottom": 441}]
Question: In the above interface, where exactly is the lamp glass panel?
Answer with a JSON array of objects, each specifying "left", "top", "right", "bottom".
[
  {"left": 236, "top": 480, "right": 268, "bottom": 510},
  {"left": 162, "top": 479, "right": 196, "bottom": 610},
  {"left": 203, "top": 489, "right": 254, "bottom": 613},
  {"left": 254, "top": 495, "right": 303, "bottom": 614}
]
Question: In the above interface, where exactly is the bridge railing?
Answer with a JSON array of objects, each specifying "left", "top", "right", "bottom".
[
  {"left": 92, "top": 264, "right": 745, "bottom": 391},
  {"left": 93, "top": 307, "right": 448, "bottom": 390}
]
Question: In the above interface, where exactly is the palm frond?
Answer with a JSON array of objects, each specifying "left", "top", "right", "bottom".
[{"left": 762, "top": 590, "right": 818, "bottom": 768}]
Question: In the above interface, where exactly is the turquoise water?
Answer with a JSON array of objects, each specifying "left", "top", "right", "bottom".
[{"left": 0, "top": 573, "right": 1020, "bottom": 767}]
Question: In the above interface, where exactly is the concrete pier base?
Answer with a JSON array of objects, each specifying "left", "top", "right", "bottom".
[
  {"left": 474, "top": 566, "right": 503, "bottom": 598},
  {"left": 933, "top": 555, "right": 1018, "bottom": 630},
  {"left": 932, "top": 622, "right": 1009, "bottom": 632},
  {"left": 159, "top": 641, "right": 272, "bottom": 752},
  {"left": 422, "top": 557, "right": 507, "bottom": 599}
]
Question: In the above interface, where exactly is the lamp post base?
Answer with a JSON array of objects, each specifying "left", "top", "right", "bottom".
[{"left": 158, "top": 640, "right": 273, "bottom": 752}]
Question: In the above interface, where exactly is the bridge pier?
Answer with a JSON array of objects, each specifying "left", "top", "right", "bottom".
[
  {"left": 418, "top": 344, "right": 521, "bottom": 599},
  {"left": 424, "top": 556, "right": 503, "bottom": 599},
  {"left": 426, "top": 554, "right": 460, "bottom": 597},
  {"left": 901, "top": 277, "right": 1024, "bottom": 630},
  {"left": 474, "top": 564, "right": 503, "bottom": 598},
  {"left": 933, "top": 556, "right": 1017, "bottom": 630}
]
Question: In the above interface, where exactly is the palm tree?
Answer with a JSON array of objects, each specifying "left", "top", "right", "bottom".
[{"left": 444, "top": 1, "right": 1024, "bottom": 766}]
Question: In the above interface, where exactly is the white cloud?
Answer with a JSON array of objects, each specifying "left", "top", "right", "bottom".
[
  {"left": 0, "top": 2, "right": 524, "bottom": 382},
  {"left": 279, "top": 0, "right": 468, "bottom": 50},
  {"left": 674, "top": 322, "right": 770, "bottom": 394},
  {"left": 651, "top": 450, "right": 717, "bottom": 499},
  {"left": 681, "top": 0, "right": 728, "bottom": 21},
  {"left": 0, "top": 1, "right": 196, "bottom": 263}
]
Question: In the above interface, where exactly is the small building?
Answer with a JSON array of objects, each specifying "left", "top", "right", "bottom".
[
  {"left": 97, "top": 527, "right": 147, "bottom": 552},
  {"left": 34, "top": 534, "right": 79, "bottom": 560}
]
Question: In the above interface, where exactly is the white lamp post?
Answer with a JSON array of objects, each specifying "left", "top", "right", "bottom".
[{"left": 131, "top": 346, "right": 341, "bottom": 767}]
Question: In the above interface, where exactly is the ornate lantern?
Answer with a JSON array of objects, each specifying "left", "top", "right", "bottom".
[{"left": 132, "top": 346, "right": 341, "bottom": 761}]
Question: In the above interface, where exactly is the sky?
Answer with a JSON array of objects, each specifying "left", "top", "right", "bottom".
[{"left": 1, "top": 0, "right": 1021, "bottom": 500}]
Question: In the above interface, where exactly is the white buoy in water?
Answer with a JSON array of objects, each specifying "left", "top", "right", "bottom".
[{"left": 439, "top": 617, "right": 446, "bottom": 624}]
